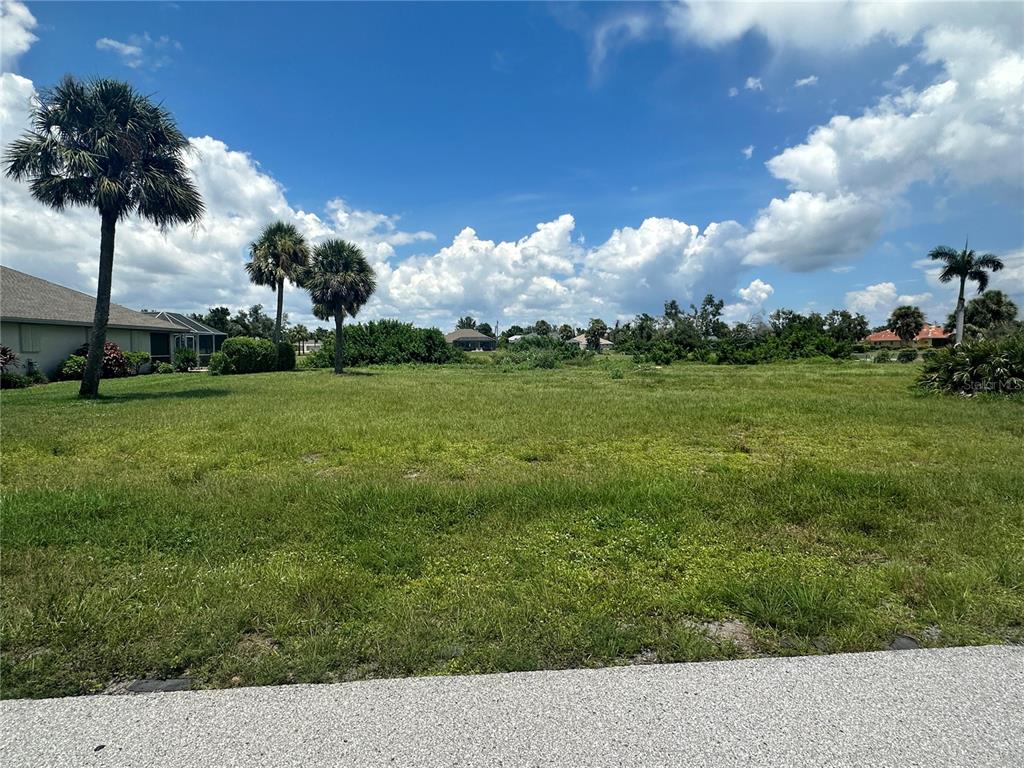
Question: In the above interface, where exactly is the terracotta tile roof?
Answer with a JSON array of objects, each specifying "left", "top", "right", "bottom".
[
  {"left": 914, "top": 324, "right": 950, "bottom": 340},
  {"left": 863, "top": 329, "right": 901, "bottom": 342}
]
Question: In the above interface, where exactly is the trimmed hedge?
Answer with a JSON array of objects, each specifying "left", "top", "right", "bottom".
[
  {"left": 58, "top": 355, "right": 88, "bottom": 381},
  {"left": 208, "top": 351, "right": 232, "bottom": 376},
  {"left": 896, "top": 348, "right": 918, "bottom": 363},
  {"left": 276, "top": 342, "right": 296, "bottom": 371},
  {"left": 305, "top": 320, "right": 463, "bottom": 368},
  {"left": 220, "top": 337, "right": 277, "bottom": 374}
]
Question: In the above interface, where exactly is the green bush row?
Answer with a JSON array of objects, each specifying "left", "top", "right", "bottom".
[
  {"left": 304, "top": 320, "right": 462, "bottom": 369},
  {"left": 492, "top": 334, "right": 590, "bottom": 370},
  {"left": 212, "top": 338, "right": 295, "bottom": 375}
]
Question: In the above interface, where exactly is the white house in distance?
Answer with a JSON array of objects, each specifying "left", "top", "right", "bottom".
[
  {"left": 569, "top": 333, "right": 613, "bottom": 352},
  {"left": 0, "top": 266, "right": 219, "bottom": 376}
]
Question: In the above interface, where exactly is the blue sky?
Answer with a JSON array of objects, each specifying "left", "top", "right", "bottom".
[{"left": 2, "top": 1, "right": 1022, "bottom": 330}]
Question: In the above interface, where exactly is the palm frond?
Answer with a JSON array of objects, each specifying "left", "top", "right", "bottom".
[
  {"left": 305, "top": 239, "right": 377, "bottom": 320},
  {"left": 247, "top": 221, "right": 310, "bottom": 288},
  {"left": 3, "top": 75, "right": 203, "bottom": 225}
]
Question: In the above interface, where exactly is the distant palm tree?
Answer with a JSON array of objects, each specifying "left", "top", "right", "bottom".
[
  {"left": 888, "top": 305, "right": 925, "bottom": 343},
  {"left": 302, "top": 239, "right": 376, "bottom": 374},
  {"left": 929, "top": 241, "right": 1004, "bottom": 344},
  {"left": 3, "top": 77, "right": 203, "bottom": 397},
  {"left": 247, "top": 221, "right": 309, "bottom": 344}
]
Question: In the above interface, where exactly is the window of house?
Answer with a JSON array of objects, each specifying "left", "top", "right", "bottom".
[{"left": 19, "top": 324, "right": 41, "bottom": 353}]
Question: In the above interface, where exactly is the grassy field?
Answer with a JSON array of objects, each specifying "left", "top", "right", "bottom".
[{"left": 2, "top": 359, "right": 1022, "bottom": 699}]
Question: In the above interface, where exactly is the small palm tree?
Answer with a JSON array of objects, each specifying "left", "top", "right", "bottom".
[
  {"left": 302, "top": 239, "right": 376, "bottom": 374},
  {"left": 3, "top": 77, "right": 203, "bottom": 397},
  {"left": 246, "top": 221, "right": 309, "bottom": 344},
  {"left": 929, "top": 241, "right": 1004, "bottom": 344}
]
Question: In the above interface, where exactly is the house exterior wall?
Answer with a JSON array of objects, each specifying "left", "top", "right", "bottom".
[
  {"left": 1, "top": 322, "right": 89, "bottom": 377},
  {"left": 1, "top": 321, "right": 154, "bottom": 378}
]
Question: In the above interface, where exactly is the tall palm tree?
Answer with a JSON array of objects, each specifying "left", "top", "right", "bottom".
[
  {"left": 3, "top": 77, "right": 203, "bottom": 397},
  {"left": 246, "top": 221, "right": 309, "bottom": 344},
  {"left": 929, "top": 241, "right": 1004, "bottom": 344},
  {"left": 302, "top": 239, "right": 376, "bottom": 374}
]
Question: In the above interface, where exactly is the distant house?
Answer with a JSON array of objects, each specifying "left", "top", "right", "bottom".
[
  {"left": 570, "top": 333, "right": 613, "bottom": 352},
  {"left": 0, "top": 266, "right": 183, "bottom": 377},
  {"left": 445, "top": 328, "right": 497, "bottom": 351},
  {"left": 863, "top": 329, "right": 903, "bottom": 348},
  {"left": 143, "top": 311, "right": 227, "bottom": 365},
  {"left": 913, "top": 324, "right": 951, "bottom": 348},
  {"left": 864, "top": 325, "right": 952, "bottom": 349}
]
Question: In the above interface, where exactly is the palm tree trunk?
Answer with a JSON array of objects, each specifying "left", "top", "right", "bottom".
[
  {"left": 954, "top": 275, "right": 967, "bottom": 345},
  {"left": 80, "top": 212, "right": 117, "bottom": 398},
  {"left": 334, "top": 312, "right": 344, "bottom": 375},
  {"left": 274, "top": 276, "right": 285, "bottom": 344}
]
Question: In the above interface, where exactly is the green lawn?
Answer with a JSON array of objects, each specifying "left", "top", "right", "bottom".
[{"left": 2, "top": 360, "right": 1022, "bottom": 699}]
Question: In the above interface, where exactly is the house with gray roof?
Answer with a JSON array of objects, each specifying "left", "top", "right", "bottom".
[
  {"left": 143, "top": 311, "right": 226, "bottom": 365},
  {"left": 444, "top": 328, "right": 497, "bottom": 351},
  {"left": 0, "top": 266, "right": 184, "bottom": 377}
]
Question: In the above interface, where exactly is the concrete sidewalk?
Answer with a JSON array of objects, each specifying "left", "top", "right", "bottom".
[{"left": 2, "top": 646, "right": 1021, "bottom": 767}]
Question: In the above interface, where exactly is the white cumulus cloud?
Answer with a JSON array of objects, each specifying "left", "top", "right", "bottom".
[
  {"left": 0, "top": 0, "right": 36, "bottom": 70},
  {"left": 742, "top": 192, "right": 885, "bottom": 272},
  {"left": 845, "top": 282, "right": 934, "bottom": 324},
  {"left": 666, "top": 1, "right": 1023, "bottom": 51},
  {"left": 794, "top": 75, "right": 818, "bottom": 87}
]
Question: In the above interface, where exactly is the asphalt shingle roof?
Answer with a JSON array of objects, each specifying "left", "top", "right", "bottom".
[
  {"left": 445, "top": 328, "right": 495, "bottom": 342},
  {"left": 0, "top": 266, "right": 183, "bottom": 331}
]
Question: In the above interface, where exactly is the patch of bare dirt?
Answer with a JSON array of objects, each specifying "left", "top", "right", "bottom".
[{"left": 683, "top": 618, "right": 758, "bottom": 654}]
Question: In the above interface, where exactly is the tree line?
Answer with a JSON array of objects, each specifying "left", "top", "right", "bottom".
[{"left": 3, "top": 76, "right": 1015, "bottom": 394}]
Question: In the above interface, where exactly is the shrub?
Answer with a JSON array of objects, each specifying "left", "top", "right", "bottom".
[
  {"left": 489, "top": 333, "right": 589, "bottom": 371},
  {"left": 922, "top": 349, "right": 938, "bottom": 362},
  {"left": 646, "top": 342, "right": 676, "bottom": 366},
  {"left": 917, "top": 334, "right": 1024, "bottom": 396},
  {"left": 0, "top": 372, "right": 31, "bottom": 389},
  {"left": 276, "top": 342, "right": 296, "bottom": 372},
  {"left": 156, "top": 362, "right": 175, "bottom": 374},
  {"left": 0, "top": 345, "right": 18, "bottom": 372},
  {"left": 125, "top": 351, "right": 152, "bottom": 375},
  {"left": 305, "top": 321, "right": 464, "bottom": 369},
  {"left": 172, "top": 347, "right": 199, "bottom": 372},
  {"left": 208, "top": 351, "right": 233, "bottom": 376},
  {"left": 74, "top": 341, "right": 130, "bottom": 378},
  {"left": 220, "top": 336, "right": 277, "bottom": 374},
  {"left": 873, "top": 351, "right": 891, "bottom": 364},
  {"left": 896, "top": 348, "right": 918, "bottom": 364},
  {"left": 58, "top": 355, "right": 88, "bottom": 381},
  {"left": 24, "top": 361, "right": 47, "bottom": 386}
]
